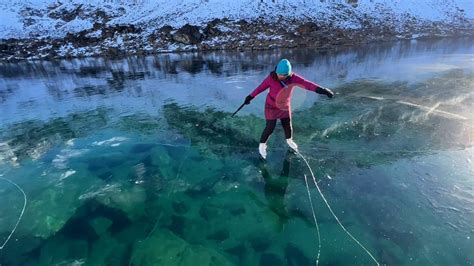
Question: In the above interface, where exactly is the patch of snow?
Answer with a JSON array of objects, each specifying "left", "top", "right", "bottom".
[
  {"left": 102, "top": 36, "right": 126, "bottom": 48},
  {"left": 0, "top": 3, "right": 23, "bottom": 39},
  {"left": 116, "top": 36, "right": 124, "bottom": 46},
  {"left": 57, "top": 43, "right": 75, "bottom": 57},
  {"left": 86, "top": 29, "right": 102, "bottom": 38},
  {"left": 216, "top": 24, "right": 233, "bottom": 32},
  {"left": 59, "top": 18, "right": 94, "bottom": 37}
]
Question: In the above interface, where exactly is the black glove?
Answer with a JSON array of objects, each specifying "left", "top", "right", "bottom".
[
  {"left": 244, "top": 95, "right": 254, "bottom": 105},
  {"left": 316, "top": 87, "right": 334, "bottom": 98}
]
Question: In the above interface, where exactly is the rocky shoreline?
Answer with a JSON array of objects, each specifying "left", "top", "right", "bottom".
[{"left": 1, "top": 17, "right": 473, "bottom": 62}]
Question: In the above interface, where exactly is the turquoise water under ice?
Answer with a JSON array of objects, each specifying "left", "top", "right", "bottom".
[{"left": 0, "top": 39, "right": 473, "bottom": 265}]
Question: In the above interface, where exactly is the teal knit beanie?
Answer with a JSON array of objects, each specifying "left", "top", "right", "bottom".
[{"left": 276, "top": 59, "right": 292, "bottom": 75}]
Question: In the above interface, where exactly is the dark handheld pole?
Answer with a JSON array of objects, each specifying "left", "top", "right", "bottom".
[{"left": 231, "top": 102, "right": 246, "bottom": 117}]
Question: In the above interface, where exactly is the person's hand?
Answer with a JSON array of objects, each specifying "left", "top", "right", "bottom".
[
  {"left": 244, "top": 95, "right": 254, "bottom": 105},
  {"left": 316, "top": 87, "right": 334, "bottom": 98},
  {"left": 325, "top": 88, "right": 334, "bottom": 98}
]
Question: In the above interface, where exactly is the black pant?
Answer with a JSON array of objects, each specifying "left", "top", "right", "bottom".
[{"left": 260, "top": 118, "right": 292, "bottom": 143}]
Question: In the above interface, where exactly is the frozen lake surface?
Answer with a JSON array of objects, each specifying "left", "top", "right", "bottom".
[{"left": 0, "top": 38, "right": 473, "bottom": 265}]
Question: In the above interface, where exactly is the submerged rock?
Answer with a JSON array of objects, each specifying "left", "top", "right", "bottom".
[
  {"left": 1, "top": 108, "right": 110, "bottom": 164},
  {"left": 33, "top": 199, "right": 132, "bottom": 265},
  {"left": 88, "top": 217, "right": 113, "bottom": 236},
  {"left": 17, "top": 180, "right": 92, "bottom": 239},
  {"left": 88, "top": 234, "right": 129, "bottom": 265},
  {"left": 260, "top": 252, "right": 284, "bottom": 266},
  {"left": 130, "top": 229, "right": 232, "bottom": 266},
  {"left": 94, "top": 184, "right": 147, "bottom": 221},
  {"left": 39, "top": 235, "right": 89, "bottom": 265},
  {"left": 163, "top": 102, "right": 260, "bottom": 155}
]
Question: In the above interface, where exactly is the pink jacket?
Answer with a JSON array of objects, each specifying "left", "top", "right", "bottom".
[{"left": 250, "top": 72, "right": 321, "bottom": 119}]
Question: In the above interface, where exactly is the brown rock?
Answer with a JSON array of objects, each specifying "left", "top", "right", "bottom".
[
  {"left": 93, "top": 22, "right": 104, "bottom": 31},
  {"left": 172, "top": 24, "right": 202, "bottom": 44},
  {"left": 94, "top": 10, "right": 110, "bottom": 23},
  {"left": 158, "top": 25, "right": 174, "bottom": 40},
  {"left": 208, "top": 18, "right": 222, "bottom": 27},
  {"left": 203, "top": 24, "right": 221, "bottom": 37},
  {"left": 48, "top": 4, "right": 83, "bottom": 22},
  {"left": 296, "top": 22, "right": 320, "bottom": 35}
]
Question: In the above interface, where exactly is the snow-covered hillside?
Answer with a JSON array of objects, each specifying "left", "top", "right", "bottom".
[{"left": 0, "top": 0, "right": 473, "bottom": 61}]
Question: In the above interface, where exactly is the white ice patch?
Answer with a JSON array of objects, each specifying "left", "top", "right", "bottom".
[
  {"left": 66, "top": 139, "right": 75, "bottom": 147},
  {"left": 69, "top": 259, "right": 86, "bottom": 266},
  {"left": 53, "top": 149, "right": 89, "bottom": 169},
  {"left": 79, "top": 183, "right": 121, "bottom": 200},
  {"left": 27, "top": 140, "right": 53, "bottom": 161},
  {"left": 0, "top": 141, "right": 18, "bottom": 166},
  {"left": 60, "top": 170, "right": 76, "bottom": 181},
  {"left": 133, "top": 163, "right": 146, "bottom": 184},
  {"left": 92, "top": 137, "right": 128, "bottom": 147}
]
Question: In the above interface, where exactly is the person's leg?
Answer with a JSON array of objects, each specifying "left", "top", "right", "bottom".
[
  {"left": 259, "top": 119, "right": 276, "bottom": 159},
  {"left": 260, "top": 119, "right": 277, "bottom": 143},
  {"left": 280, "top": 117, "right": 292, "bottom": 139},
  {"left": 281, "top": 117, "right": 298, "bottom": 150}
]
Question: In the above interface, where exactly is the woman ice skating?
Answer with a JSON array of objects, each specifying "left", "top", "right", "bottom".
[{"left": 244, "top": 59, "right": 334, "bottom": 159}]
